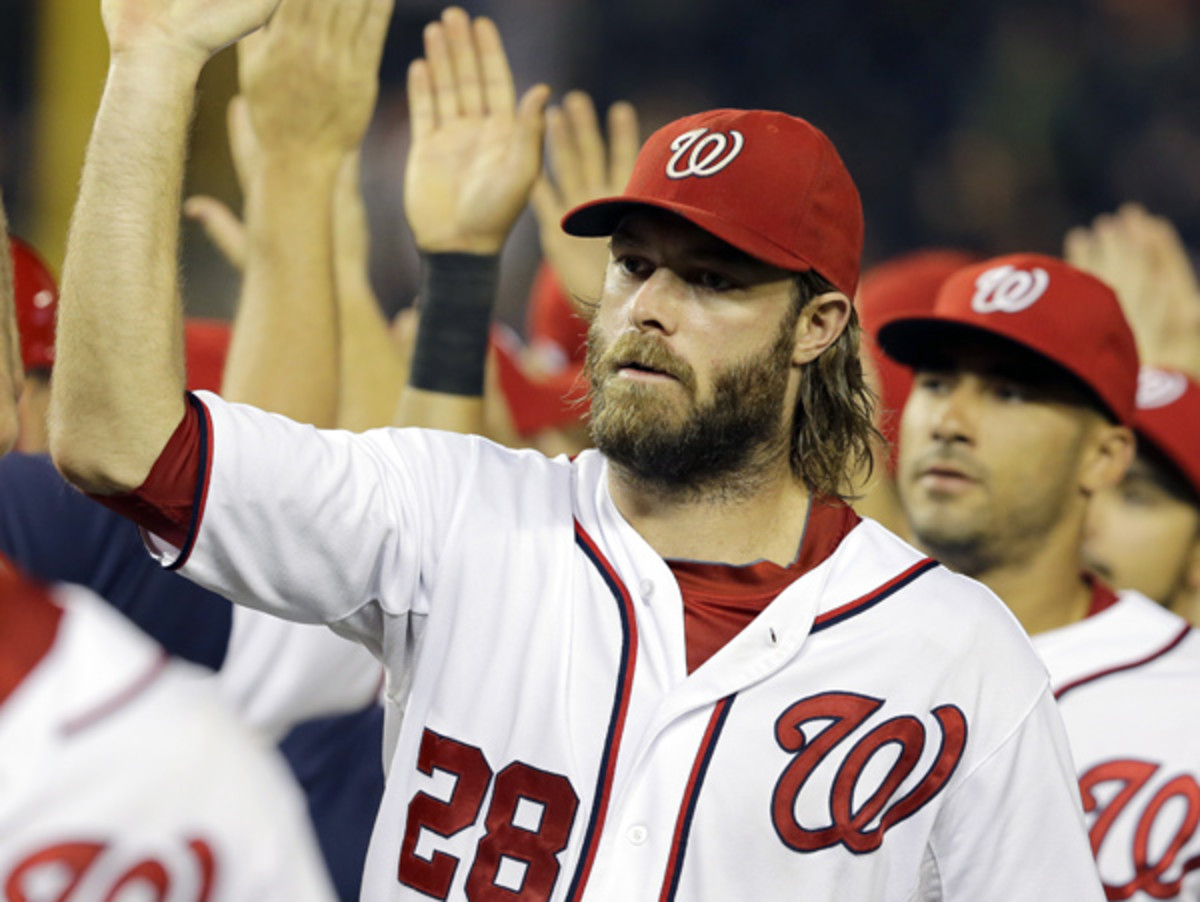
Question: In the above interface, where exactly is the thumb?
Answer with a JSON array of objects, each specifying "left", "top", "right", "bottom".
[
  {"left": 184, "top": 196, "right": 248, "bottom": 272},
  {"left": 516, "top": 83, "right": 553, "bottom": 158}
]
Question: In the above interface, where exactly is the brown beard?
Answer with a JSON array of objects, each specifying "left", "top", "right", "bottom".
[{"left": 585, "top": 314, "right": 797, "bottom": 497}]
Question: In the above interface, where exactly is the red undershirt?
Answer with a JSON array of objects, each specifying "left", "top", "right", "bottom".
[
  {"left": 669, "top": 500, "right": 860, "bottom": 673},
  {"left": 99, "top": 400, "right": 864, "bottom": 675},
  {"left": 1084, "top": 573, "right": 1120, "bottom": 618},
  {"left": 0, "top": 556, "right": 63, "bottom": 709}
]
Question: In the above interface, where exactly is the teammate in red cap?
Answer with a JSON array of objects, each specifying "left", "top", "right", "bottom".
[
  {"left": 50, "top": 2, "right": 1102, "bottom": 897},
  {"left": 883, "top": 255, "right": 1200, "bottom": 899},
  {"left": 1085, "top": 366, "right": 1200, "bottom": 627}
]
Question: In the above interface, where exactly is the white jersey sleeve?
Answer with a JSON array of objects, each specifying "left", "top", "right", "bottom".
[
  {"left": 146, "top": 392, "right": 560, "bottom": 654},
  {"left": 0, "top": 583, "right": 337, "bottom": 902},
  {"left": 925, "top": 684, "right": 1099, "bottom": 898},
  {"left": 216, "top": 604, "right": 384, "bottom": 741}
]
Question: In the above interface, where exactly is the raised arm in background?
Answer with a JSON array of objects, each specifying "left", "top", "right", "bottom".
[
  {"left": 186, "top": 125, "right": 405, "bottom": 432},
  {"left": 1066, "top": 202, "right": 1200, "bottom": 382},
  {"left": 0, "top": 196, "right": 20, "bottom": 456},
  {"left": 530, "top": 90, "right": 639, "bottom": 307},
  {"left": 220, "top": 0, "right": 393, "bottom": 425},
  {"left": 48, "top": 0, "right": 282, "bottom": 493},
  {"left": 395, "top": 7, "right": 550, "bottom": 432}
]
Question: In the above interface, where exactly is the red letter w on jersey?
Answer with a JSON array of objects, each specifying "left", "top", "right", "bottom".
[{"left": 771, "top": 692, "right": 967, "bottom": 854}]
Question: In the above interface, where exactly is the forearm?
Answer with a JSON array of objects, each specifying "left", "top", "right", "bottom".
[
  {"left": 221, "top": 154, "right": 340, "bottom": 425},
  {"left": 50, "top": 48, "right": 200, "bottom": 493},
  {"left": 395, "top": 253, "right": 497, "bottom": 432},
  {"left": 333, "top": 159, "right": 406, "bottom": 432}
]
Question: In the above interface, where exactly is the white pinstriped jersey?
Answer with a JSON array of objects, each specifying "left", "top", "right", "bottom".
[
  {"left": 146, "top": 392, "right": 1104, "bottom": 901},
  {"left": 0, "top": 579, "right": 336, "bottom": 902},
  {"left": 1035, "top": 591, "right": 1200, "bottom": 900}
]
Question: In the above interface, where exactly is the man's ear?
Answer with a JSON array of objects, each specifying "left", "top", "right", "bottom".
[
  {"left": 792, "top": 292, "right": 851, "bottom": 366},
  {"left": 1079, "top": 423, "right": 1136, "bottom": 496}
]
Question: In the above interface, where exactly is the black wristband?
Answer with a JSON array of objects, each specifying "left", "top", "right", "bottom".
[{"left": 409, "top": 252, "right": 500, "bottom": 396}]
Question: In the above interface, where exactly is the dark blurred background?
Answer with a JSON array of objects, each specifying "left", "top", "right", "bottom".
[{"left": 2, "top": 0, "right": 1197, "bottom": 328}]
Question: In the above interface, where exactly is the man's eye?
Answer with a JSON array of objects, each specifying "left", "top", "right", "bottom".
[
  {"left": 696, "top": 271, "right": 733, "bottom": 291},
  {"left": 915, "top": 373, "right": 952, "bottom": 394},
  {"left": 614, "top": 255, "right": 649, "bottom": 277},
  {"left": 993, "top": 382, "right": 1027, "bottom": 403}
]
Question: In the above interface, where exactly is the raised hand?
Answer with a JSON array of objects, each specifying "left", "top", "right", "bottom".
[
  {"left": 238, "top": 0, "right": 394, "bottom": 159},
  {"left": 404, "top": 7, "right": 551, "bottom": 255},
  {"left": 531, "top": 92, "right": 639, "bottom": 304},
  {"left": 1065, "top": 203, "right": 1200, "bottom": 380},
  {"left": 101, "top": 0, "right": 280, "bottom": 62}
]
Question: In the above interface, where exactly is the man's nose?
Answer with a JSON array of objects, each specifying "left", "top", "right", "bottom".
[{"left": 628, "top": 268, "right": 682, "bottom": 335}]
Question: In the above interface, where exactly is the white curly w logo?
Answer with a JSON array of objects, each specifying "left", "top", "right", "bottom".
[
  {"left": 666, "top": 128, "right": 745, "bottom": 180},
  {"left": 971, "top": 264, "right": 1050, "bottom": 314}
]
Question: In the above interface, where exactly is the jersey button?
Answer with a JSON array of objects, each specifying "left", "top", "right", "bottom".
[
  {"left": 627, "top": 824, "right": 649, "bottom": 846},
  {"left": 639, "top": 578, "right": 655, "bottom": 600}
]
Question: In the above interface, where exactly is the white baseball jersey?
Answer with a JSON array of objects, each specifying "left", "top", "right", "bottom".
[
  {"left": 1034, "top": 591, "right": 1200, "bottom": 900},
  {"left": 218, "top": 604, "right": 384, "bottom": 742},
  {"left": 143, "top": 393, "right": 1104, "bottom": 901},
  {"left": 0, "top": 577, "right": 338, "bottom": 902}
]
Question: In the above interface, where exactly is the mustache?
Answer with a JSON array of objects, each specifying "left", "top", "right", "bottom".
[
  {"left": 591, "top": 331, "right": 698, "bottom": 392},
  {"left": 907, "top": 444, "right": 986, "bottom": 483}
]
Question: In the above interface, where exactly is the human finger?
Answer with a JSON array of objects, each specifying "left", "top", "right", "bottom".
[
  {"left": 606, "top": 100, "right": 639, "bottom": 189},
  {"left": 423, "top": 19, "right": 459, "bottom": 122},
  {"left": 474, "top": 16, "right": 515, "bottom": 116},
  {"left": 184, "top": 196, "right": 248, "bottom": 271},
  {"left": 546, "top": 105, "right": 584, "bottom": 202},
  {"left": 443, "top": 7, "right": 484, "bottom": 117},
  {"left": 408, "top": 59, "right": 436, "bottom": 142},
  {"left": 564, "top": 91, "right": 606, "bottom": 192}
]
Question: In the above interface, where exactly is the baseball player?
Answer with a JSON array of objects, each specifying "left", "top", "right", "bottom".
[
  {"left": 1084, "top": 367, "right": 1200, "bottom": 626},
  {"left": 49, "top": 2, "right": 1103, "bottom": 899},
  {"left": 881, "top": 255, "right": 1200, "bottom": 899},
  {"left": 0, "top": 559, "right": 342, "bottom": 902}
]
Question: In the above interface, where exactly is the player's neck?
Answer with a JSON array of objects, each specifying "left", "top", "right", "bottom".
[
  {"left": 609, "top": 462, "right": 812, "bottom": 566},
  {"left": 974, "top": 533, "right": 1094, "bottom": 636}
]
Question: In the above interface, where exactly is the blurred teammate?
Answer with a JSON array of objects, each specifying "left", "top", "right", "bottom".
[
  {"left": 1085, "top": 366, "right": 1200, "bottom": 626},
  {"left": 0, "top": 198, "right": 336, "bottom": 902},
  {"left": 884, "top": 255, "right": 1200, "bottom": 899}
]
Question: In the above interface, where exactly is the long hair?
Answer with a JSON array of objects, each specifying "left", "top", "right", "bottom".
[{"left": 790, "top": 270, "right": 881, "bottom": 501}]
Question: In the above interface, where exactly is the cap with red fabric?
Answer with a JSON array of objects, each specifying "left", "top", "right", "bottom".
[
  {"left": 183, "top": 318, "right": 231, "bottom": 394},
  {"left": 877, "top": 253, "right": 1139, "bottom": 425},
  {"left": 857, "top": 250, "right": 979, "bottom": 470},
  {"left": 490, "top": 264, "right": 590, "bottom": 436},
  {"left": 10, "top": 237, "right": 58, "bottom": 372},
  {"left": 1131, "top": 367, "right": 1200, "bottom": 500},
  {"left": 561, "top": 108, "right": 864, "bottom": 298}
]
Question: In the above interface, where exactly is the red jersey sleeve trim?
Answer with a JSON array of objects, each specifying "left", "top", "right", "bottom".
[
  {"left": 89, "top": 393, "right": 213, "bottom": 570},
  {"left": 0, "top": 560, "right": 63, "bottom": 710}
]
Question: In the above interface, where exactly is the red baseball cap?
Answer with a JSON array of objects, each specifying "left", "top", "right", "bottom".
[
  {"left": 10, "top": 237, "right": 58, "bottom": 372},
  {"left": 561, "top": 109, "right": 864, "bottom": 297},
  {"left": 857, "top": 249, "right": 979, "bottom": 470},
  {"left": 877, "top": 253, "right": 1139, "bottom": 425},
  {"left": 1131, "top": 367, "right": 1200, "bottom": 501},
  {"left": 490, "top": 265, "right": 590, "bottom": 436}
]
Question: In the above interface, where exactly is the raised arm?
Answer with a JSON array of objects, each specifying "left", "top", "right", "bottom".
[
  {"left": 1065, "top": 203, "right": 1200, "bottom": 382},
  {"left": 0, "top": 196, "right": 20, "bottom": 456},
  {"left": 221, "top": 0, "right": 394, "bottom": 425},
  {"left": 397, "top": 7, "right": 549, "bottom": 431},
  {"left": 530, "top": 91, "right": 639, "bottom": 307},
  {"left": 49, "top": 0, "right": 279, "bottom": 494}
]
